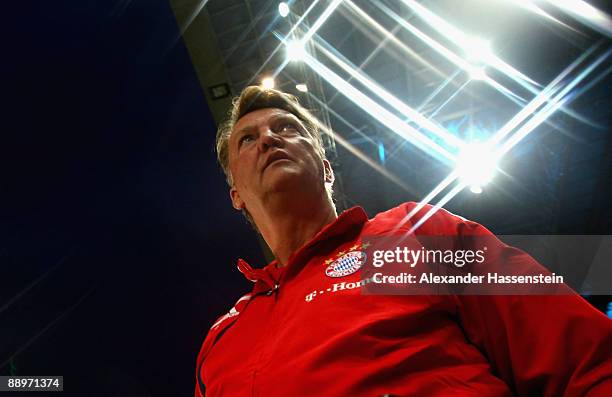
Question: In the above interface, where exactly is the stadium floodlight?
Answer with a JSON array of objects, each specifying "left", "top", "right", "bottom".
[
  {"left": 295, "top": 83, "right": 308, "bottom": 92},
  {"left": 261, "top": 77, "right": 275, "bottom": 89},
  {"left": 278, "top": 2, "right": 289, "bottom": 18},
  {"left": 463, "top": 37, "right": 493, "bottom": 65},
  {"left": 455, "top": 143, "right": 498, "bottom": 193},
  {"left": 470, "top": 186, "right": 483, "bottom": 194},
  {"left": 286, "top": 40, "right": 307, "bottom": 62}
]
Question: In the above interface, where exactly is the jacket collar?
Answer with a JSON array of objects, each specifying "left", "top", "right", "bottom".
[{"left": 236, "top": 206, "right": 369, "bottom": 291}]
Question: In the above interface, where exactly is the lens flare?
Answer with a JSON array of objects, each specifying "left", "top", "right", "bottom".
[
  {"left": 456, "top": 143, "right": 498, "bottom": 192},
  {"left": 278, "top": 2, "right": 289, "bottom": 18}
]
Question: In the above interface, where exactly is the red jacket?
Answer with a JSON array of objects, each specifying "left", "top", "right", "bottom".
[{"left": 195, "top": 202, "right": 612, "bottom": 396}]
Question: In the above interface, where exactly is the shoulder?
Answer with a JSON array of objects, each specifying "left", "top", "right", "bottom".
[
  {"left": 209, "top": 293, "right": 252, "bottom": 331},
  {"left": 367, "top": 201, "right": 479, "bottom": 236},
  {"left": 195, "top": 292, "right": 253, "bottom": 366}
]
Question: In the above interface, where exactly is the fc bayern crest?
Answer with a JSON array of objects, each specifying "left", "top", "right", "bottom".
[{"left": 325, "top": 251, "right": 366, "bottom": 278}]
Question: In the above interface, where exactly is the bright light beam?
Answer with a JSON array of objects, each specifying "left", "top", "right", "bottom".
[
  {"left": 286, "top": 74, "right": 425, "bottom": 196},
  {"left": 301, "top": 52, "right": 457, "bottom": 164},
  {"left": 388, "top": 75, "right": 467, "bottom": 161},
  {"left": 489, "top": 41, "right": 603, "bottom": 147},
  {"left": 315, "top": 120, "right": 421, "bottom": 196},
  {"left": 390, "top": 44, "right": 609, "bottom": 235},
  {"left": 301, "top": 0, "right": 344, "bottom": 43},
  {"left": 325, "top": 24, "right": 403, "bottom": 107},
  {"left": 270, "top": 0, "right": 344, "bottom": 78},
  {"left": 406, "top": 181, "right": 466, "bottom": 235},
  {"left": 425, "top": 80, "right": 470, "bottom": 119},
  {"left": 304, "top": 88, "right": 378, "bottom": 147},
  {"left": 570, "top": 64, "right": 612, "bottom": 103},
  {"left": 286, "top": 40, "right": 307, "bottom": 61},
  {"left": 374, "top": 1, "right": 527, "bottom": 104},
  {"left": 177, "top": 0, "right": 210, "bottom": 36},
  {"left": 388, "top": 171, "right": 459, "bottom": 236},
  {"left": 314, "top": 40, "right": 464, "bottom": 148},
  {"left": 248, "top": 0, "right": 323, "bottom": 85},
  {"left": 0, "top": 285, "right": 97, "bottom": 370},
  {"left": 0, "top": 254, "right": 70, "bottom": 315},
  {"left": 504, "top": 0, "right": 588, "bottom": 35},
  {"left": 417, "top": 70, "right": 462, "bottom": 112},
  {"left": 342, "top": 0, "right": 449, "bottom": 82},
  {"left": 456, "top": 142, "right": 499, "bottom": 191},
  {"left": 398, "top": 0, "right": 541, "bottom": 88},
  {"left": 167, "top": 0, "right": 211, "bottom": 54},
  {"left": 543, "top": 0, "right": 612, "bottom": 38},
  {"left": 391, "top": 0, "right": 599, "bottom": 127},
  {"left": 496, "top": 47, "right": 611, "bottom": 157}
]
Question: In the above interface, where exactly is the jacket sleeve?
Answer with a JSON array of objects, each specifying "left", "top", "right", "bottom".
[
  {"left": 194, "top": 335, "right": 208, "bottom": 397},
  {"left": 194, "top": 382, "right": 205, "bottom": 397},
  {"left": 451, "top": 219, "right": 612, "bottom": 396},
  {"left": 194, "top": 292, "right": 253, "bottom": 397}
]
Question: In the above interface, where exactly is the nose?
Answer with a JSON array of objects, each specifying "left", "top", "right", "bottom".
[{"left": 257, "top": 128, "right": 282, "bottom": 152}]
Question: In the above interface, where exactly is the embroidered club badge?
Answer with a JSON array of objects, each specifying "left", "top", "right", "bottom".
[{"left": 325, "top": 251, "right": 366, "bottom": 278}]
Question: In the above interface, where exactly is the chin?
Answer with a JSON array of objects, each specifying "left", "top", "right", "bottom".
[{"left": 264, "top": 167, "right": 314, "bottom": 194}]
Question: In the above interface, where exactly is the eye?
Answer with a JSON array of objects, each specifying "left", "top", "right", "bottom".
[
  {"left": 277, "top": 122, "right": 299, "bottom": 134},
  {"left": 238, "top": 134, "right": 254, "bottom": 147}
]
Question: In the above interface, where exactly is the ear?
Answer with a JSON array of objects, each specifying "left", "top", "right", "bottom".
[
  {"left": 323, "top": 159, "right": 335, "bottom": 184},
  {"left": 230, "top": 186, "right": 245, "bottom": 211}
]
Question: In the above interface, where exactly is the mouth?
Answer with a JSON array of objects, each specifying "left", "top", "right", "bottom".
[{"left": 262, "top": 152, "right": 292, "bottom": 172}]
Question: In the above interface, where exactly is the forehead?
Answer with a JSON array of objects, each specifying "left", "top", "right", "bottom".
[{"left": 232, "top": 108, "right": 295, "bottom": 135}]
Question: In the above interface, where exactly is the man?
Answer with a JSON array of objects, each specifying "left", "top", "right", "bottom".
[{"left": 196, "top": 86, "right": 612, "bottom": 396}]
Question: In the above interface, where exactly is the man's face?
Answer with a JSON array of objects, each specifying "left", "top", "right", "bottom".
[{"left": 227, "top": 107, "right": 330, "bottom": 213}]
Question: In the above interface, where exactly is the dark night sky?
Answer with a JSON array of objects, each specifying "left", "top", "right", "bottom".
[{"left": 1, "top": 1, "right": 263, "bottom": 395}]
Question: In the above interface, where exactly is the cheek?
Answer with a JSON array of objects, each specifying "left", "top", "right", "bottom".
[
  {"left": 296, "top": 143, "right": 325, "bottom": 177},
  {"left": 228, "top": 162, "right": 244, "bottom": 187},
  {"left": 296, "top": 138, "right": 320, "bottom": 159},
  {"left": 229, "top": 150, "right": 252, "bottom": 176},
  {"left": 229, "top": 159, "right": 257, "bottom": 193}
]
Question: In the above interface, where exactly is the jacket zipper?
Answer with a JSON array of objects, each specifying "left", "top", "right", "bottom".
[{"left": 251, "top": 282, "right": 281, "bottom": 397}]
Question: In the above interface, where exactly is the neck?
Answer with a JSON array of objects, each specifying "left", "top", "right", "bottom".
[{"left": 255, "top": 195, "right": 337, "bottom": 267}]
